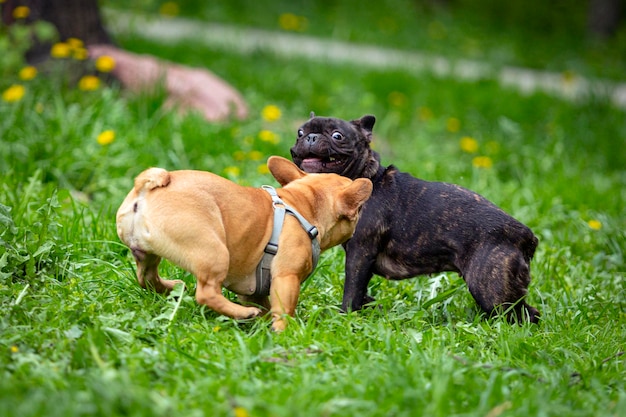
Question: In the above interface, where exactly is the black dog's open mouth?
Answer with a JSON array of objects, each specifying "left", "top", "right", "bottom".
[{"left": 300, "top": 156, "right": 345, "bottom": 173}]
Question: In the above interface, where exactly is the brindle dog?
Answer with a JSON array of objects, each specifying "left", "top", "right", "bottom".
[{"left": 291, "top": 114, "right": 540, "bottom": 323}]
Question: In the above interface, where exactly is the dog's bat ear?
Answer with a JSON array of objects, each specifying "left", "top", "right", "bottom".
[
  {"left": 267, "top": 156, "right": 306, "bottom": 186},
  {"left": 351, "top": 115, "right": 376, "bottom": 133},
  {"left": 339, "top": 178, "right": 373, "bottom": 221},
  {"left": 359, "top": 115, "right": 376, "bottom": 132},
  {"left": 309, "top": 111, "right": 315, "bottom": 119}
]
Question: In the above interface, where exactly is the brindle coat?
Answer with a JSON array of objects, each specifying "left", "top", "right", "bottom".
[{"left": 290, "top": 114, "right": 540, "bottom": 323}]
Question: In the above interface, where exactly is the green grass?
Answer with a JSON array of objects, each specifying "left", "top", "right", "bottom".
[
  {"left": 106, "top": 0, "right": 626, "bottom": 80},
  {"left": 1, "top": 3, "right": 626, "bottom": 417}
]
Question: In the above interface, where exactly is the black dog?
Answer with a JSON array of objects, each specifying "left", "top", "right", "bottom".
[{"left": 291, "top": 114, "right": 540, "bottom": 323}]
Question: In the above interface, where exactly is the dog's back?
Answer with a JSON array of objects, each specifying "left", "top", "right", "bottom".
[{"left": 362, "top": 167, "right": 536, "bottom": 270}]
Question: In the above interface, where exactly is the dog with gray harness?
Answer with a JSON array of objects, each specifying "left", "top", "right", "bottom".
[
  {"left": 291, "top": 114, "right": 540, "bottom": 323},
  {"left": 116, "top": 156, "right": 372, "bottom": 331}
]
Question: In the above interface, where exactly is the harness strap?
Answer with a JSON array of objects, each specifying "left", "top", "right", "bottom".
[
  {"left": 254, "top": 185, "right": 321, "bottom": 297},
  {"left": 263, "top": 185, "right": 286, "bottom": 256}
]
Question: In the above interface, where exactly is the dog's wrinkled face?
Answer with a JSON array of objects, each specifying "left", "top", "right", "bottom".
[{"left": 290, "top": 114, "right": 378, "bottom": 179}]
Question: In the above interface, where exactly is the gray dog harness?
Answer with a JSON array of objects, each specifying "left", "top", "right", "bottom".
[{"left": 253, "top": 185, "right": 321, "bottom": 297}]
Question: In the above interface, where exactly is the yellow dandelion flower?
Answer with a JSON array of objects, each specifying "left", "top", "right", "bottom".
[
  {"left": 279, "top": 13, "right": 298, "bottom": 30},
  {"left": 10, "top": 346, "right": 19, "bottom": 353},
  {"left": 78, "top": 75, "right": 101, "bottom": 91},
  {"left": 459, "top": 136, "right": 478, "bottom": 153},
  {"left": 213, "top": 326, "right": 221, "bottom": 332},
  {"left": 261, "top": 104, "right": 282, "bottom": 122},
  {"left": 472, "top": 156, "right": 493, "bottom": 169},
  {"left": 248, "top": 150, "right": 263, "bottom": 161},
  {"left": 159, "top": 1, "right": 180, "bottom": 17},
  {"left": 73, "top": 47, "right": 88, "bottom": 61},
  {"left": 388, "top": 91, "right": 407, "bottom": 107},
  {"left": 97, "top": 130, "right": 115, "bottom": 146},
  {"left": 223, "top": 166, "right": 241, "bottom": 178},
  {"left": 587, "top": 219, "right": 602, "bottom": 230},
  {"left": 259, "top": 130, "right": 280, "bottom": 144},
  {"left": 446, "top": 117, "right": 460, "bottom": 133},
  {"left": 51, "top": 42, "right": 71, "bottom": 58},
  {"left": 95, "top": 55, "right": 116, "bottom": 72},
  {"left": 561, "top": 70, "right": 577, "bottom": 85},
  {"left": 233, "top": 406, "right": 249, "bottom": 417},
  {"left": 278, "top": 13, "right": 308, "bottom": 32},
  {"left": 417, "top": 106, "right": 433, "bottom": 121},
  {"left": 12, "top": 6, "right": 30, "bottom": 19},
  {"left": 18, "top": 66, "right": 37, "bottom": 81},
  {"left": 66, "top": 38, "right": 84, "bottom": 49},
  {"left": 233, "top": 150, "right": 246, "bottom": 161},
  {"left": 257, "top": 164, "right": 270, "bottom": 175},
  {"left": 2, "top": 84, "right": 25, "bottom": 103}
]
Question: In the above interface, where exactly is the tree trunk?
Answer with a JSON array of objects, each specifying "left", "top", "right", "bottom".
[
  {"left": 588, "top": 0, "right": 623, "bottom": 38},
  {"left": 3, "top": 0, "right": 112, "bottom": 63}
]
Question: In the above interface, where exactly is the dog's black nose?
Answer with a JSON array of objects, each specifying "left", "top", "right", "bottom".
[{"left": 306, "top": 133, "right": 319, "bottom": 144}]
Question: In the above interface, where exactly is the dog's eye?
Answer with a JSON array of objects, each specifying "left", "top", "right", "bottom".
[
  {"left": 297, "top": 129, "right": 304, "bottom": 138},
  {"left": 331, "top": 132, "right": 343, "bottom": 140}
]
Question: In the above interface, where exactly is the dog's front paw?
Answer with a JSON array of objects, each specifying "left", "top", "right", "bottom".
[
  {"left": 271, "top": 318, "right": 288, "bottom": 332},
  {"left": 363, "top": 295, "right": 377, "bottom": 306},
  {"left": 239, "top": 306, "right": 263, "bottom": 320},
  {"left": 340, "top": 294, "right": 377, "bottom": 313}
]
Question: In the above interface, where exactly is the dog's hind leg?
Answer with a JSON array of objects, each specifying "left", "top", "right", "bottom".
[
  {"left": 192, "top": 253, "right": 262, "bottom": 320},
  {"left": 133, "top": 249, "right": 184, "bottom": 294},
  {"left": 463, "top": 245, "right": 540, "bottom": 324},
  {"left": 196, "top": 281, "right": 262, "bottom": 320}
]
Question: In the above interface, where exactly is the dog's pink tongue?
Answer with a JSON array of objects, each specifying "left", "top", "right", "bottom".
[{"left": 301, "top": 158, "right": 323, "bottom": 172}]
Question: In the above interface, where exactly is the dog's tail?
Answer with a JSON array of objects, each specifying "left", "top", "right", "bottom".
[{"left": 133, "top": 168, "right": 171, "bottom": 194}]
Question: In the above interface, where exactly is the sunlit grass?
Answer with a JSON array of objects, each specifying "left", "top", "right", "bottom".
[{"left": 1, "top": 7, "right": 625, "bottom": 417}]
